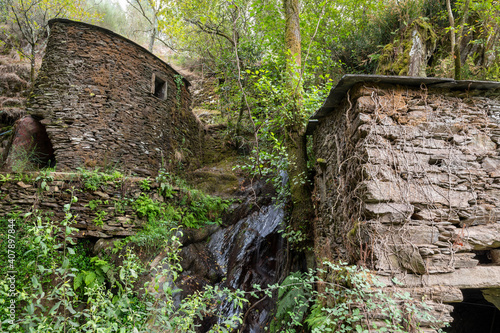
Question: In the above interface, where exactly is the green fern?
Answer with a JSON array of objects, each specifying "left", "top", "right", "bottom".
[{"left": 270, "top": 272, "right": 312, "bottom": 333}]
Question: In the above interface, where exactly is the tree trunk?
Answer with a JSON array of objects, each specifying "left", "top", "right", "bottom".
[
  {"left": 30, "top": 42, "right": 36, "bottom": 85},
  {"left": 284, "top": 0, "right": 301, "bottom": 100},
  {"left": 447, "top": 0, "right": 471, "bottom": 80},
  {"left": 283, "top": 0, "right": 314, "bottom": 236},
  {"left": 455, "top": 0, "right": 471, "bottom": 80},
  {"left": 446, "top": 0, "right": 457, "bottom": 79},
  {"left": 148, "top": 14, "right": 157, "bottom": 52}
]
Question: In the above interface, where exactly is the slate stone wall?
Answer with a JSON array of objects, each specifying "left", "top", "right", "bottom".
[
  {"left": 312, "top": 81, "right": 500, "bottom": 330},
  {"left": 26, "top": 19, "right": 203, "bottom": 175},
  {"left": 0, "top": 172, "right": 152, "bottom": 238}
]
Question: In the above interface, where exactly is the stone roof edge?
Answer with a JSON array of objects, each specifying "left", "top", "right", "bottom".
[
  {"left": 48, "top": 18, "right": 190, "bottom": 87},
  {"left": 306, "top": 74, "right": 500, "bottom": 134}
]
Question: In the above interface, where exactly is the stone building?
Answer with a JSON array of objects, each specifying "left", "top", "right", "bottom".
[
  {"left": 309, "top": 75, "right": 500, "bottom": 332},
  {"left": 6, "top": 18, "right": 203, "bottom": 174}
]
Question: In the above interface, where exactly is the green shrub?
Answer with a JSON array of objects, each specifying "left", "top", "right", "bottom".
[{"left": 0, "top": 198, "right": 246, "bottom": 332}]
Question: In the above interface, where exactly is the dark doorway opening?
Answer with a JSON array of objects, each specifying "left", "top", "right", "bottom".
[
  {"left": 2, "top": 116, "right": 55, "bottom": 171},
  {"left": 446, "top": 289, "right": 500, "bottom": 333}
]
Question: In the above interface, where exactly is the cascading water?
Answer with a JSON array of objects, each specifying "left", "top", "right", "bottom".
[
  {"left": 177, "top": 175, "right": 289, "bottom": 332},
  {"left": 206, "top": 202, "right": 286, "bottom": 332}
]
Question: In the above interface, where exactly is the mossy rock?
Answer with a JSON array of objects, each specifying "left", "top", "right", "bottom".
[
  {"left": 187, "top": 162, "right": 241, "bottom": 198},
  {"left": 376, "top": 18, "right": 437, "bottom": 77}
]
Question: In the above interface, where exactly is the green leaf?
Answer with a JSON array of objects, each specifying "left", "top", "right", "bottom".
[
  {"left": 85, "top": 271, "right": 97, "bottom": 285},
  {"left": 74, "top": 273, "right": 83, "bottom": 290},
  {"left": 62, "top": 257, "right": 70, "bottom": 269},
  {"left": 49, "top": 301, "right": 62, "bottom": 314}
]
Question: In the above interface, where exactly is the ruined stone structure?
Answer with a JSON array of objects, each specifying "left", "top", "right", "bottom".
[
  {"left": 309, "top": 75, "right": 500, "bottom": 331},
  {"left": 21, "top": 19, "right": 203, "bottom": 175}
]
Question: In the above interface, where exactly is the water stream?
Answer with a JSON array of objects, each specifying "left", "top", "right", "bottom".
[{"left": 207, "top": 204, "right": 285, "bottom": 331}]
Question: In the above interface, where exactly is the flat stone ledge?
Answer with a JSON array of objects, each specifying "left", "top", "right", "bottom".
[{"left": 379, "top": 266, "right": 500, "bottom": 290}]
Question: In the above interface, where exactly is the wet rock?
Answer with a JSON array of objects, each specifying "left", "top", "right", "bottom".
[
  {"left": 179, "top": 224, "right": 220, "bottom": 246},
  {"left": 180, "top": 243, "right": 223, "bottom": 284}
]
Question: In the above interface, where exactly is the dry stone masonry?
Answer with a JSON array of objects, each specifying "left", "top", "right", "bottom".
[
  {"left": 310, "top": 75, "right": 500, "bottom": 331},
  {"left": 0, "top": 173, "right": 154, "bottom": 238},
  {"left": 22, "top": 19, "right": 203, "bottom": 175}
]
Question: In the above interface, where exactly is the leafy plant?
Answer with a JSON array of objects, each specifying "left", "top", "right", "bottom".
[
  {"left": 262, "top": 261, "right": 446, "bottom": 333},
  {"left": 156, "top": 168, "right": 175, "bottom": 198},
  {"left": 34, "top": 169, "right": 54, "bottom": 192},
  {"left": 270, "top": 272, "right": 313, "bottom": 333},
  {"left": 1, "top": 200, "right": 247, "bottom": 332},
  {"left": 74, "top": 257, "right": 114, "bottom": 291},
  {"left": 140, "top": 178, "right": 151, "bottom": 192},
  {"left": 77, "top": 167, "right": 124, "bottom": 191},
  {"left": 86, "top": 199, "right": 102, "bottom": 211},
  {"left": 93, "top": 210, "right": 108, "bottom": 226},
  {"left": 133, "top": 193, "right": 162, "bottom": 222}
]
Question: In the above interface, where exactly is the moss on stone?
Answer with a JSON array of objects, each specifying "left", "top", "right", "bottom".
[{"left": 376, "top": 18, "right": 437, "bottom": 77}]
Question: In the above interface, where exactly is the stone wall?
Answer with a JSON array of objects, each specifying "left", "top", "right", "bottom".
[
  {"left": 0, "top": 172, "right": 154, "bottom": 238},
  {"left": 25, "top": 19, "right": 203, "bottom": 175},
  {"left": 311, "top": 75, "right": 500, "bottom": 330}
]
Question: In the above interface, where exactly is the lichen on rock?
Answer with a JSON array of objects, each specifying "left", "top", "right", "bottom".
[{"left": 376, "top": 18, "right": 437, "bottom": 77}]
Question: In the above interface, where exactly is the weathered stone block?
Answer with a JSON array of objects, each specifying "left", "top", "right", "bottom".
[
  {"left": 364, "top": 181, "right": 475, "bottom": 208},
  {"left": 364, "top": 203, "right": 413, "bottom": 222}
]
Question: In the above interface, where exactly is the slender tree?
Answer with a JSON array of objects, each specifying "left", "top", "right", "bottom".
[
  {"left": 5, "top": 0, "right": 99, "bottom": 84},
  {"left": 126, "top": 0, "right": 168, "bottom": 52},
  {"left": 283, "top": 0, "right": 314, "bottom": 238},
  {"left": 446, "top": 0, "right": 471, "bottom": 80}
]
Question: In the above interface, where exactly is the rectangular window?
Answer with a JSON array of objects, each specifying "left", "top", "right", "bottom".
[{"left": 152, "top": 73, "right": 167, "bottom": 100}]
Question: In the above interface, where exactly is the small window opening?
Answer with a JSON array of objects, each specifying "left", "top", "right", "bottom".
[
  {"left": 473, "top": 250, "right": 492, "bottom": 265},
  {"left": 152, "top": 74, "right": 167, "bottom": 100}
]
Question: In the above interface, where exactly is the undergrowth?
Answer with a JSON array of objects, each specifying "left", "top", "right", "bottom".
[
  {"left": 0, "top": 197, "right": 246, "bottom": 332},
  {"left": 262, "top": 261, "right": 447, "bottom": 333},
  {"left": 128, "top": 169, "right": 231, "bottom": 250}
]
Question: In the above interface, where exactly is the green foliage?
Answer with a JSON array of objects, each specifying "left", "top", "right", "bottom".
[
  {"left": 140, "top": 178, "right": 151, "bottom": 191},
  {"left": 34, "top": 169, "right": 54, "bottom": 192},
  {"left": 270, "top": 272, "right": 313, "bottom": 333},
  {"left": 279, "top": 225, "right": 309, "bottom": 250},
  {"left": 0, "top": 173, "right": 13, "bottom": 182},
  {"left": 133, "top": 193, "right": 162, "bottom": 222},
  {"left": 74, "top": 256, "right": 114, "bottom": 291},
  {"left": 126, "top": 171, "right": 230, "bottom": 249},
  {"left": 156, "top": 168, "right": 175, "bottom": 198},
  {"left": 263, "top": 261, "right": 446, "bottom": 333},
  {"left": 85, "top": 199, "right": 102, "bottom": 211},
  {"left": 0, "top": 197, "right": 247, "bottom": 332},
  {"left": 3, "top": 0, "right": 102, "bottom": 83},
  {"left": 77, "top": 167, "right": 124, "bottom": 191},
  {"left": 114, "top": 199, "right": 128, "bottom": 215},
  {"left": 92, "top": 210, "right": 108, "bottom": 226}
]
